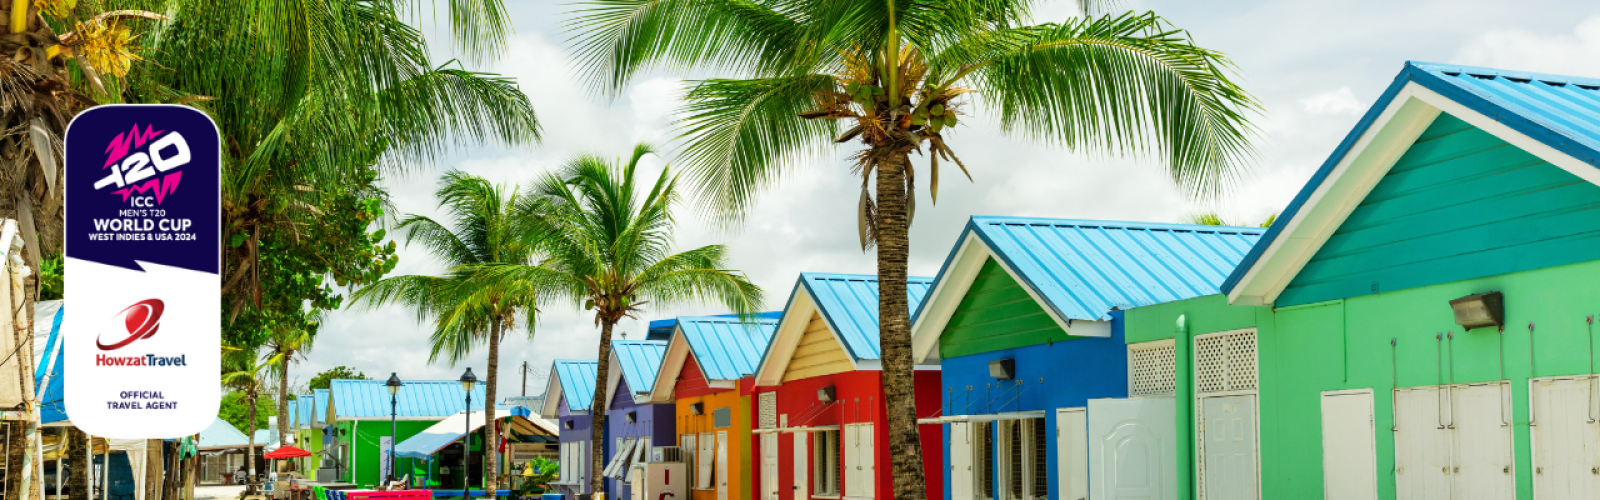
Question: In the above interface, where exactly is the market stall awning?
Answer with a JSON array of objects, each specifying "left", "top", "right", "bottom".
[
  {"left": 394, "top": 407, "right": 555, "bottom": 460},
  {"left": 264, "top": 445, "right": 312, "bottom": 460}
]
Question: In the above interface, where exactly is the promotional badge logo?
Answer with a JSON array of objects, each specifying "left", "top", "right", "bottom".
[{"left": 64, "top": 105, "right": 220, "bottom": 438}]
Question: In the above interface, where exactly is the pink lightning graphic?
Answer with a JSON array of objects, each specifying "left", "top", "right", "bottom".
[{"left": 103, "top": 124, "right": 165, "bottom": 169}]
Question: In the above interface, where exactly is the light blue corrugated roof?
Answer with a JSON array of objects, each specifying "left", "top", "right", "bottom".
[
  {"left": 286, "top": 401, "right": 297, "bottom": 430},
  {"left": 916, "top": 217, "right": 1264, "bottom": 322},
  {"left": 795, "top": 273, "right": 932, "bottom": 361},
  {"left": 1224, "top": 61, "right": 1600, "bottom": 293},
  {"left": 613, "top": 340, "right": 667, "bottom": 395},
  {"left": 313, "top": 389, "right": 330, "bottom": 424},
  {"left": 678, "top": 314, "right": 780, "bottom": 381},
  {"left": 329, "top": 379, "right": 487, "bottom": 420},
  {"left": 197, "top": 418, "right": 250, "bottom": 449},
  {"left": 552, "top": 360, "right": 599, "bottom": 412},
  {"left": 297, "top": 394, "right": 315, "bottom": 427}
]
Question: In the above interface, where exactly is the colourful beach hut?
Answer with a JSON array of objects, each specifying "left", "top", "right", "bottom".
[
  {"left": 645, "top": 314, "right": 781, "bottom": 500},
  {"left": 541, "top": 359, "right": 601, "bottom": 497},
  {"left": 910, "top": 216, "right": 1262, "bottom": 500},
  {"left": 751, "top": 273, "right": 944, "bottom": 500},
  {"left": 1120, "top": 61, "right": 1600, "bottom": 500},
  {"left": 325, "top": 379, "right": 487, "bottom": 488},
  {"left": 602, "top": 340, "right": 675, "bottom": 500}
]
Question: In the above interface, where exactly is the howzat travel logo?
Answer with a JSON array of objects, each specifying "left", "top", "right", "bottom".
[{"left": 64, "top": 105, "right": 220, "bottom": 439}]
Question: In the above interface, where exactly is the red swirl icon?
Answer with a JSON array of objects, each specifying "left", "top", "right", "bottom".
[{"left": 96, "top": 299, "right": 164, "bottom": 350}]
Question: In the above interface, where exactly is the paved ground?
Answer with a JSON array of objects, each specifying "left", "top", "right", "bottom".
[{"left": 194, "top": 485, "right": 246, "bottom": 500}]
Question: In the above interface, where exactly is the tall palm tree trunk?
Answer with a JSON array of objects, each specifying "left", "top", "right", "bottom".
[
  {"left": 65, "top": 427, "right": 87, "bottom": 500},
  {"left": 589, "top": 320, "right": 615, "bottom": 495},
  {"left": 246, "top": 393, "right": 258, "bottom": 481},
  {"left": 876, "top": 153, "right": 926, "bottom": 500},
  {"left": 484, "top": 321, "right": 501, "bottom": 490},
  {"left": 279, "top": 364, "right": 291, "bottom": 447}
]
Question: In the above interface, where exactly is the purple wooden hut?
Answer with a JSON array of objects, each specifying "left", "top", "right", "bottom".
[
  {"left": 540, "top": 359, "right": 598, "bottom": 497},
  {"left": 601, "top": 340, "right": 676, "bottom": 500}
]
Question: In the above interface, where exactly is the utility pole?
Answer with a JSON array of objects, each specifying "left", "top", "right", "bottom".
[{"left": 521, "top": 362, "right": 528, "bottom": 397}]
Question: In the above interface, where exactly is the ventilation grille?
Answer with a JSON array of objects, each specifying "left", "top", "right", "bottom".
[
  {"left": 758, "top": 392, "right": 777, "bottom": 429},
  {"left": 1129, "top": 340, "right": 1177, "bottom": 397},
  {"left": 1196, "top": 330, "right": 1257, "bottom": 394}
]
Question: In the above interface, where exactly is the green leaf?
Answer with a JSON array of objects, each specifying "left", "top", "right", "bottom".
[{"left": 228, "top": 234, "right": 246, "bottom": 248}]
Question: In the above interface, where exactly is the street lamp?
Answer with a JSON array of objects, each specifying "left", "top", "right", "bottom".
[
  {"left": 460, "top": 368, "right": 477, "bottom": 497},
  {"left": 386, "top": 373, "right": 403, "bottom": 484}
]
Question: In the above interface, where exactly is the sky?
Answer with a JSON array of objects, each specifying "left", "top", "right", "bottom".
[{"left": 295, "top": 0, "right": 1600, "bottom": 400}]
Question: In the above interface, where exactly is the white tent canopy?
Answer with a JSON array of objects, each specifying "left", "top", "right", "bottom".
[{"left": 394, "top": 407, "right": 554, "bottom": 460}]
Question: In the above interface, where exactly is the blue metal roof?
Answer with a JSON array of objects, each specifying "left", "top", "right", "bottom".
[
  {"left": 677, "top": 314, "right": 781, "bottom": 381},
  {"left": 329, "top": 379, "right": 486, "bottom": 420},
  {"left": 1223, "top": 61, "right": 1600, "bottom": 294},
  {"left": 915, "top": 217, "right": 1265, "bottom": 322},
  {"left": 286, "top": 401, "right": 297, "bottom": 430},
  {"left": 612, "top": 340, "right": 668, "bottom": 395},
  {"left": 297, "top": 394, "right": 315, "bottom": 427},
  {"left": 795, "top": 273, "right": 933, "bottom": 361},
  {"left": 646, "top": 312, "right": 781, "bottom": 341},
  {"left": 552, "top": 360, "right": 599, "bottom": 412},
  {"left": 313, "top": 389, "right": 330, "bottom": 424},
  {"left": 197, "top": 418, "right": 251, "bottom": 449}
]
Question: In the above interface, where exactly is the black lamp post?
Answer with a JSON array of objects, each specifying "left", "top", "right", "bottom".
[
  {"left": 460, "top": 368, "right": 477, "bottom": 496},
  {"left": 385, "top": 373, "right": 403, "bottom": 484}
]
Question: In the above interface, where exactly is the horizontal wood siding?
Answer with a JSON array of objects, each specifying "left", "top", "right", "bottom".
[
  {"left": 783, "top": 312, "right": 853, "bottom": 382},
  {"left": 1280, "top": 112, "right": 1600, "bottom": 306},
  {"left": 939, "top": 258, "right": 1072, "bottom": 359}
]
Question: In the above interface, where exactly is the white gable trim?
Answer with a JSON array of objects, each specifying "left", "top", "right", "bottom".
[
  {"left": 605, "top": 350, "right": 625, "bottom": 409},
  {"left": 1229, "top": 82, "right": 1599, "bottom": 306},
  {"left": 645, "top": 331, "right": 690, "bottom": 403},
  {"left": 539, "top": 369, "right": 563, "bottom": 419},
  {"left": 910, "top": 232, "right": 1099, "bottom": 365}
]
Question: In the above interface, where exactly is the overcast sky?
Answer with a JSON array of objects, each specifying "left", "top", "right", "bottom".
[{"left": 295, "top": 0, "right": 1600, "bottom": 400}]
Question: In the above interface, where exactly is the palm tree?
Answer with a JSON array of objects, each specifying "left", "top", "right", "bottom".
[
  {"left": 263, "top": 320, "right": 318, "bottom": 447},
  {"left": 117, "top": 0, "right": 541, "bottom": 318},
  {"left": 222, "top": 350, "right": 271, "bottom": 483},
  {"left": 1182, "top": 211, "right": 1276, "bottom": 228},
  {"left": 350, "top": 171, "right": 540, "bottom": 489},
  {"left": 471, "top": 144, "right": 764, "bottom": 494},
  {"left": 567, "top": 3, "right": 1260, "bottom": 498}
]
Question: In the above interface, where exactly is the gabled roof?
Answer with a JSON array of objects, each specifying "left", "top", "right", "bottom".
[
  {"left": 286, "top": 401, "right": 297, "bottom": 430},
  {"left": 754, "top": 274, "right": 933, "bottom": 385},
  {"left": 313, "top": 389, "right": 330, "bottom": 424},
  {"left": 328, "top": 379, "right": 486, "bottom": 421},
  {"left": 540, "top": 360, "right": 599, "bottom": 418},
  {"left": 607, "top": 340, "right": 668, "bottom": 404},
  {"left": 1224, "top": 61, "right": 1600, "bottom": 306},
  {"left": 912, "top": 217, "right": 1263, "bottom": 363},
  {"left": 197, "top": 418, "right": 251, "bottom": 450},
  {"left": 297, "top": 394, "right": 315, "bottom": 427},
  {"left": 646, "top": 313, "right": 781, "bottom": 401}
]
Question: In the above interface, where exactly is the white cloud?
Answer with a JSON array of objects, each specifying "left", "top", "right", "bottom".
[
  {"left": 1299, "top": 87, "right": 1364, "bottom": 115},
  {"left": 1453, "top": 15, "right": 1600, "bottom": 77}
]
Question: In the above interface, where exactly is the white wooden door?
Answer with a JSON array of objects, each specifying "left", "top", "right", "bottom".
[
  {"left": 1088, "top": 398, "right": 1176, "bottom": 500},
  {"left": 860, "top": 424, "right": 875, "bottom": 496},
  {"left": 843, "top": 423, "right": 874, "bottom": 497},
  {"left": 1451, "top": 383, "right": 1514, "bottom": 500},
  {"left": 763, "top": 433, "right": 780, "bottom": 500},
  {"left": 697, "top": 433, "right": 716, "bottom": 490},
  {"left": 1531, "top": 377, "right": 1600, "bottom": 500},
  {"left": 1200, "top": 395, "right": 1258, "bottom": 500},
  {"left": 950, "top": 421, "right": 974, "bottom": 500},
  {"left": 683, "top": 434, "right": 697, "bottom": 490},
  {"left": 1394, "top": 388, "right": 1451, "bottom": 500},
  {"left": 717, "top": 430, "right": 730, "bottom": 500},
  {"left": 1320, "top": 390, "right": 1377, "bottom": 500},
  {"left": 793, "top": 432, "right": 809, "bottom": 500},
  {"left": 1057, "top": 408, "right": 1088, "bottom": 500}
]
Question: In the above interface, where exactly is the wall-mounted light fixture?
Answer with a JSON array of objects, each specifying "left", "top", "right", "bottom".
[
  {"left": 817, "top": 386, "right": 836, "bottom": 403},
  {"left": 690, "top": 402, "right": 704, "bottom": 415},
  {"left": 1450, "top": 291, "right": 1505, "bottom": 330},
  {"left": 626, "top": 411, "right": 638, "bottom": 423},
  {"left": 563, "top": 420, "right": 575, "bottom": 430},
  {"left": 989, "top": 359, "right": 1015, "bottom": 380}
]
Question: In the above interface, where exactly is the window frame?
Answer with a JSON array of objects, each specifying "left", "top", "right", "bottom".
[{"left": 813, "top": 429, "right": 842, "bottom": 496}]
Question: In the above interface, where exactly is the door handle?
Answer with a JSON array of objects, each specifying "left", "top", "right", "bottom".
[
  {"left": 1536, "top": 467, "right": 1544, "bottom": 475},
  {"left": 1503, "top": 466, "right": 1510, "bottom": 474}
]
